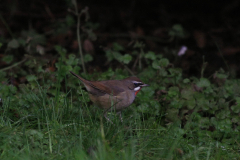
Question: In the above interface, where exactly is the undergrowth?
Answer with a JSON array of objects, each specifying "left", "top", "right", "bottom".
[
  {"left": 0, "top": 3, "right": 240, "bottom": 159},
  {"left": 0, "top": 43, "right": 240, "bottom": 159}
]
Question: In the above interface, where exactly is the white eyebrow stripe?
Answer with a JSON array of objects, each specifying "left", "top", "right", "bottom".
[
  {"left": 134, "top": 87, "right": 141, "bottom": 91},
  {"left": 132, "top": 81, "right": 142, "bottom": 84}
]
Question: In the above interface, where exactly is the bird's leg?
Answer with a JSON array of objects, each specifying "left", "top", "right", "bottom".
[
  {"left": 104, "top": 111, "right": 113, "bottom": 124},
  {"left": 117, "top": 111, "right": 123, "bottom": 122}
]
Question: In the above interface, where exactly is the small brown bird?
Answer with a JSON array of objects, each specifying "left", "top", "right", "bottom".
[{"left": 70, "top": 71, "right": 149, "bottom": 123}]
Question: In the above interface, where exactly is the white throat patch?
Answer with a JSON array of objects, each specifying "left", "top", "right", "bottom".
[{"left": 134, "top": 86, "right": 141, "bottom": 91}]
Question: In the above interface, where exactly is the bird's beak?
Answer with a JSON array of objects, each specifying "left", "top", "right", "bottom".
[{"left": 141, "top": 84, "right": 149, "bottom": 87}]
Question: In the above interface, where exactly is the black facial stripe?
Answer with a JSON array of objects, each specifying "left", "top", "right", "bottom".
[{"left": 134, "top": 82, "right": 143, "bottom": 87}]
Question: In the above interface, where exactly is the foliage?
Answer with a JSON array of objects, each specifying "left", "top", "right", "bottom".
[
  {"left": 1, "top": 43, "right": 240, "bottom": 159},
  {"left": 0, "top": 11, "right": 240, "bottom": 160}
]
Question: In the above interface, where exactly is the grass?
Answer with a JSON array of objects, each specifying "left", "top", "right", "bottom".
[{"left": 0, "top": 82, "right": 239, "bottom": 160}]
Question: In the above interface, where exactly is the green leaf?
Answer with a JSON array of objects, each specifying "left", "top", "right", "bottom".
[
  {"left": 169, "top": 99, "right": 183, "bottom": 109},
  {"left": 0, "top": 85, "right": 9, "bottom": 97},
  {"left": 172, "top": 24, "right": 184, "bottom": 32},
  {"left": 196, "top": 78, "right": 211, "bottom": 88},
  {"left": 231, "top": 104, "right": 240, "bottom": 113},
  {"left": 169, "top": 24, "right": 185, "bottom": 38},
  {"left": 159, "top": 68, "right": 168, "bottom": 76},
  {"left": 181, "top": 88, "right": 194, "bottom": 100},
  {"left": 139, "top": 68, "right": 157, "bottom": 78},
  {"left": 37, "top": 66, "right": 44, "bottom": 73},
  {"left": 168, "top": 86, "right": 179, "bottom": 97},
  {"left": 231, "top": 115, "right": 240, "bottom": 123},
  {"left": 235, "top": 97, "right": 240, "bottom": 104},
  {"left": 8, "top": 39, "right": 19, "bottom": 49},
  {"left": 112, "top": 51, "right": 123, "bottom": 61},
  {"left": 217, "top": 119, "right": 232, "bottom": 132},
  {"left": 24, "top": 60, "right": 36, "bottom": 68},
  {"left": 100, "top": 68, "right": 115, "bottom": 79},
  {"left": 66, "top": 15, "right": 75, "bottom": 26},
  {"left": 2, "top": 55, "right": 13, "bottom": 64},
  {"left": 105, "top": 50, "right": 114, "bottom": 62},
  {"left": 198, "top": 99, "right": 209, "bottom": 111},
  {"left": 199, "top": 117, "right": 210, "bottom": 129},
  {"left": 216, "top": 109, "right": 230, "bottom": 119},
  {"left": 26, "top": 75, "right": 37, "bottom": 82},
  {"left": 159, "top": 58, "right": 169, "bottom": 67},
  {"left": 133, "top": 41, "right": 145, "bottom": 48},
  {"left": 119, "top": 54, "right": 132, "bottom": 64},
  {"left": 0, "top": 71, "right": 7, "bottom": 82},
  {"left": 209, "top": 101, "right": 218, "bottom": 113},
  {"left": 150, "top": 101, "right": 161, "bottom": 114},
  {"left": 166, "top": 108, "right": 179, "bottom": 122},
  {"left": 56, "top": 63, "right": 72, "bottom": 77},
  {"left": 55, "top": 45, "right": 67, "bottom": 57},
  {"left": 183, "top": 78, "right": 190, "bottom": 83},
  {"left": 167, "top": 68, "right": 183, "bottom": 83},
  {"left": 216, "top": 73, "right": 228, "bottom": 79},
  {"left": 84, "top": 54, "right": 93, "bottom": 63},
  {"left": 144, "top": 51, "right": 156, "bottom": 60},
  {"left": 73, "top": 66, "right": 81, "bottom": 73},
  {"left": 112, "top": 42, "right": 124, "bottom": 51},
  {"left": 218, "top": 98, "right": 229, "bottom": 109},
  {"left": 168, "top": 68, "right": 182, "bottom": 77},
  {"left": 152, "top": 61, "right": 160, "bottom": 69},
  {"left": 152, "top": 58, "right": 170, "bottom": 70},
  {"left": 9, "top": 85, "right": 17, "bottom": 94},
  {"left": 137, "top": 103, "right": 149, "bottom": 113},
  {"left": 66, "top": 54, "right": 77, "bottom": 65},
  {"left": 185, "top": 99, "right": 196, "bottom": 109},
  {"left": 17, "top": 38, "right": 26, "bottom": 46},
  {"left": 139, "top": 87, "right": 155, "bottom": 99}
]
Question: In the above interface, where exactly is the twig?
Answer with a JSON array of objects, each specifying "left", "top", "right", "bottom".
[
  {"left": 122, "top": 63, "right": 135, "bottom": 76},
  {"left": 69, "top": 2, "right": 87, "bottom": 74},
  {"left": 132, "top": 54, "right": 140, "bottom": 70},
  {"left": 0, "top": 58, "right": 27, "bottom": 72},
  {"left": 76, "top": 10, "right": 86, "bottom": 74}
]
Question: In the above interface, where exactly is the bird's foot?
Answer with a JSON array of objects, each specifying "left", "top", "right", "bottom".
[{"left": 117, "top": 111, "right": 123, "bottom": 122}]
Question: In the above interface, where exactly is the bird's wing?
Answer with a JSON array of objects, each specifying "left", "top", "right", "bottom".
[{"left": 88, "top": 80, "right": 125, "bottom": 96}]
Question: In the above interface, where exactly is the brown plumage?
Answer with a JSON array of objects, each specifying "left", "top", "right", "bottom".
[{"left": 70, "top": 71, "right": 149, "bottom": 123}]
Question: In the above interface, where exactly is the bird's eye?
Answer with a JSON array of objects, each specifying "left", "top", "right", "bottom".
[{"left": 134, "top": 82, "right": 143, "bottom": 87}]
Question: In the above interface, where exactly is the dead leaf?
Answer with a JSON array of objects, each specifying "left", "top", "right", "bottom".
[
  {"left": 83, "top": 39, "right": 94, "bottom": 53},
  {"left": 193, "top": 30, "right": 206, "bottom": 48}
]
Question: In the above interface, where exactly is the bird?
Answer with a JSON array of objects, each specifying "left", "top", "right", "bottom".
[{"left": 69, "top": 71, "right": 149, "bottom": 123}]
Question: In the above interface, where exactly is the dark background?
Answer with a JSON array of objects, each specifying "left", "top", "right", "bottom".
[{"left": 1, "top": 0, "right": 240, "bottom": 77}]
